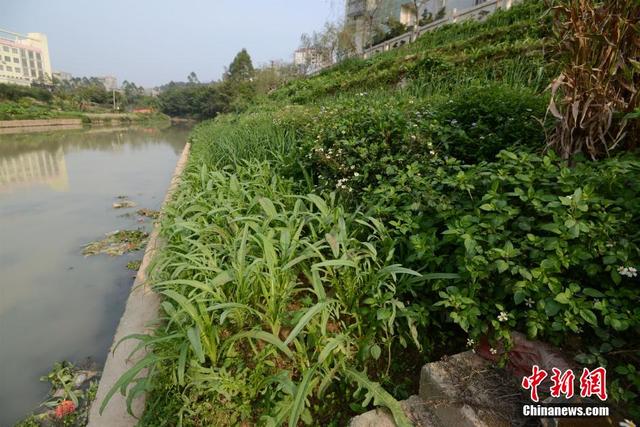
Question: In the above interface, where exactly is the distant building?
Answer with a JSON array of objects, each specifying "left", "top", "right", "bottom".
[
  {"left": 97, "top": 75, "right": 118, "bottom": 91},
  {"left": 53, "top": 71, "right": 72, "bottom": 82},
  {"left": 345, "top": 0, "right": 490, "bottom": 52},
  {"left": 293, "top": 47, "right": 332, "bottom": 74},
  {"left": 143, "top": 87, "right": 160, "bottom": 97},
  {"left": 0, "top": 28, "right": 52, "bottom": 86}
]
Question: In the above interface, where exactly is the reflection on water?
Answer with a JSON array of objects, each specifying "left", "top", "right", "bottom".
[
  {"left": 0, "top": 125, "right": 189, "bottom": 426},
  {"left": 0, "top": 146, "right": 69, "bottom": 193}
]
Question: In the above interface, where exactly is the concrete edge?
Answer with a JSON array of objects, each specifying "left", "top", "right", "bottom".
[{"left": 87, "top": 142, "right": 191, "bottom": 427}]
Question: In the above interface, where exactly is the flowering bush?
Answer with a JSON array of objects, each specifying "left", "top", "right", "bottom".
[{"left": 365, "top": 150, "right": 640, "bottom": 412}]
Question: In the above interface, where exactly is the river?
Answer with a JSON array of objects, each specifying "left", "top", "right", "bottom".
[{"left": 0, "top": 125, "right": 189, "bottom": 426}]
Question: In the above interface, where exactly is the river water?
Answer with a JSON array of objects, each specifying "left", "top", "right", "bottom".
[{"left": 0, "top": 125, "right": 189, "bottom": 426}]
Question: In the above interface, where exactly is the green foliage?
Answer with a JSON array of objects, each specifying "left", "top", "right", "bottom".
[
  {"left": 433, "top": 84, "right": 548, "bottom": 161},
  {"left": 225, "top": 48, "right": 255, "bottom": 82},
  {"left": 106, "top": 162, "right": 425, "bottom": 425},
  {"left": 0, "top": 83, "right": 52, "bottom": 102},
  {"left": 273, "top": 0, "right": 552, "bottom": 103},
  {"left": 157, "top": 83, "right": 228, "bottom": 119},
  {"left": 106, "top": 0, "right": 640, "bottom": 421},
  {"left": 371, "top": 18, "right": 409, "bottom": 46}
]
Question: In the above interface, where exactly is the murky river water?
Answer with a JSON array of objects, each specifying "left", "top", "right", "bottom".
[{"left": 0, "top": 125, "right": 189, "bottom": 426}]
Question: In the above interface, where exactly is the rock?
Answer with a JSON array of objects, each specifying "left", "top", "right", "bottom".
[
  {"left": 75, "top": 373, "right": 87, "bottom": 387},
  {"left": 75, "top": 370, "right": 98, "bottom": 387},
  {"left": 419, "top": 352, "right": 527, "bottom": 427},
  {"left": 349, "top": 407, "right": 396, "bottom": 427}
]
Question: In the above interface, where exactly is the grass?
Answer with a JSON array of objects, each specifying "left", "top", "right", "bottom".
[{"left": 105, "top": 161, "right": 426, "bottom": 426}]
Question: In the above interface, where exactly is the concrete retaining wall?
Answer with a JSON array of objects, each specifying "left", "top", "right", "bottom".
[
  {"left": 87, "top": 142, "right": 191, "bottom": 427},
  {"left": 0, "top": 118, "right": 82, "bottom": 129}
]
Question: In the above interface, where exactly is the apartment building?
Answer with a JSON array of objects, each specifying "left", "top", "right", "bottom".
[
  {"left": 294, "top": 47, "right": 333, "bottom": 74},
  {"left": 97, "top": 75, "right": 118, "bottom": 91},
  {"left": 346, "top": 0, "right": 490, "bottom": 52},
  {"left": 0, "top": 28, "right": 52, "bottom": 86}
]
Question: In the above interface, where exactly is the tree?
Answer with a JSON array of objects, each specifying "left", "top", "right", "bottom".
[
  {"left": 407, "top": 0, "right": 432, "bottom": 40},
  {"left": 121, "top": 80, "right": 145, "bottom": 108},
  {"left": 336, "top": 21, "right": 358, "bottom": 60},
  {"left": 187, "top": 71, "right": 200, "bottom": 84},
  {"left": 253, "top": 61, "right": 301, "bottom": 94},
  {"left": 362, "top": 0, "right": 382, "bottom": 50},
  {"left": 297, "top": 21, "right": 349, "bottom": 73},
  {"left": 221, "top": 49, "right": 257, "bottom": 111},
  {"left": 225, "top": 49, "right": 255, "bottom": 82}
]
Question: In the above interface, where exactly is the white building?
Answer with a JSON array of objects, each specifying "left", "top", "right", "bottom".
[
  {"left": 0, "top": 28, "right": 52, "bottom": 86},
  {"left": 97, "top": 75, "right": 118, "bottom": 91},
  {"left": 53, "top": 71, "right": 73, "bottom": 82},
  {"left": 294, "top": 48, "right": 332, "bottom": 74}
]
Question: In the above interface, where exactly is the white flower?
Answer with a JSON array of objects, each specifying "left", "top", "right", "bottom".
[
  {"left": 353, "top": 172, "right": 360, "bottom": 177},
  {"left": 466, "top": 338, "right": 475, "bottom": 347},
  {"left": 429, "top": 150, "right": 436, "bottom": 155},
  {"left": 620, "top": 420, "right": 636, "bottom": 427},
  {"left": 490, "top": 347, "right": 498, "bottom": 355},
  {"left": 618, "top": 266, "right": 638, "bottom": 278},
  {"left": 524, "top": 298, "right": 534, "bottom": 308},
  {"left": 497, "top": 311, "right": 509, "bottom": 322}
]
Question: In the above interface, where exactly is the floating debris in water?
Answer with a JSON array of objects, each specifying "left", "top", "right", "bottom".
[
  {"left": 82, "top": 230, "right": 148, "bottom": 256},
  {"left": 136, "top": 208, "right": 160, "bottom": 219},
  {"left": 15, "top": 360, "right": 100, "bottom": 426},
  {"left": 127, "top": 259, "right": 142, "bottom": 271},
  {"left": 112, "top": 200, "right": 136, "bottom": 209}
]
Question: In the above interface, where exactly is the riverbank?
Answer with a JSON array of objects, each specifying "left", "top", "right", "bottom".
[
  {"left": 87, "top": 142, "right": 191, "bottom": 427},
  {"left": 0, "top": 112, "right": 171, "bottom": 135},
  {"left": 0, "top": 125, "right": 190, "bottom": 426}
]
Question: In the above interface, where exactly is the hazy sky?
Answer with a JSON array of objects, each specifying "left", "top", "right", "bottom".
[{"left": 3, "top": 0, "right": 341, "bottom": 87}]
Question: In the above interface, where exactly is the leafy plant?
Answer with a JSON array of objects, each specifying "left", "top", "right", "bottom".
[{"left": 102, "top": 162, "right": 428, "bottom": 425}]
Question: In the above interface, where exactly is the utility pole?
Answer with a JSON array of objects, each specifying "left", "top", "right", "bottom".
[{"left": 112, "top": 89, "right": 116, "bottom": 111}]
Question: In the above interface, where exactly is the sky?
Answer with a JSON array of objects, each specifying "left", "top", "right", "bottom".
[{"left": 3, "top": 0, "right": 342, "bottom": 87}]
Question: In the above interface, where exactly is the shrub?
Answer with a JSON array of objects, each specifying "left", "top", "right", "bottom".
[
  {"left": 366, "top": 151, "right": 640, "bottom": 413},
  {"left": 433, "top": 84, "right": 548, "bottom": 161},
  {"left": 0, "top": 83, "right": 53, "bottom": 103}
]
